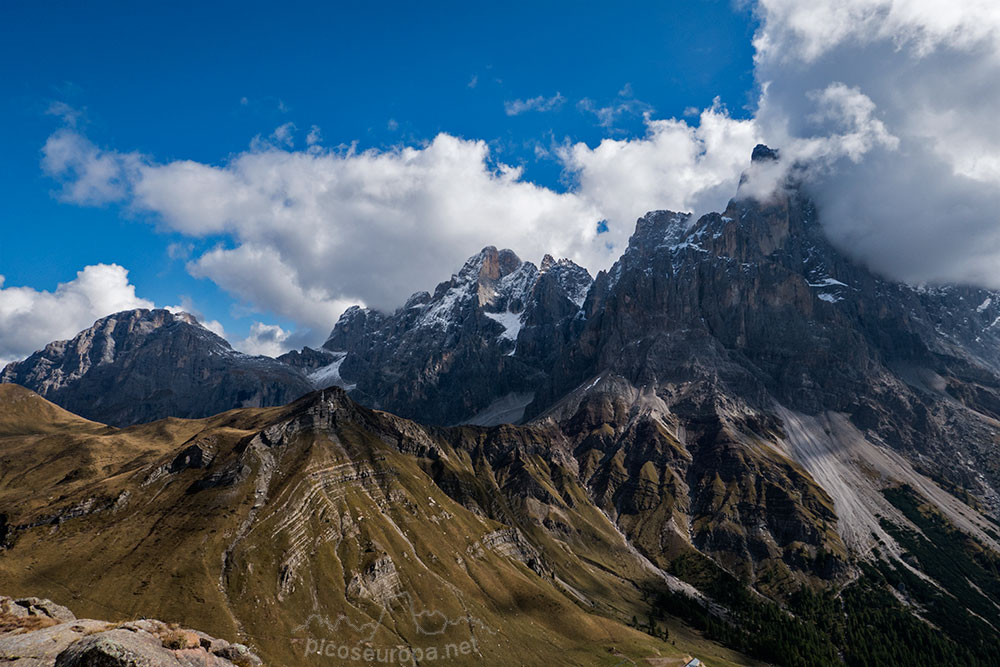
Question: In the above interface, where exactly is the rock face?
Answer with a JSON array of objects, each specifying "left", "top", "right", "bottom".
[
  {"left": 318, "top": 246, "right": 592, "bottom": 425},
  {"left": 1, "top": 309, "right": 313, "bottom": 427},
  {"left": 0, "top": 595, "right": 260, "bottom": 667},
  {"left": 539, "top": 154, "right": 1000, "bottom": 516}
]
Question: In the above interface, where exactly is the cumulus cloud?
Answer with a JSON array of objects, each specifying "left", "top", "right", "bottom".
[
  {"left": 0, "top": 264, "right": 153, "bottom": 365},
  {"left": 748, "top": 0, "right": 1000, "bottom": 287},
  {"left": 504, "top": 93, "right": 566, "bottom": 115},
  {"left": 41, "top": 129, "right": 138, "bottom": 205},
  {"left": 188, "top": 243, "right": 359, "bottom": 335},
  {"left": 235, "top": 322, "right": 292, "bottom": 357},
  {"left": 737, "top": 82, "right": 899, "bottom": 200},
  {"left": 560, "top": 102, "right": 761, "bottom": 226},
  {"left": 753, "top": 0, "right": 1000, "bottom": 64}
]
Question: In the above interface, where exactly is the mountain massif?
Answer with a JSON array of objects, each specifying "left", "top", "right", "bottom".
[
  {"left": 0, "top": 309, "right": 313, "bottom": 427},
  {"left": 4, "top": 146, "right": 1000, "bottom": 664},
  {"left": 308, "top": 247, "right": 593, "bottom": 426}
]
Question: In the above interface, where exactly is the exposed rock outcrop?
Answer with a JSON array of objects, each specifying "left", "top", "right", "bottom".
[{"left": 0, "top": 595, "right": 261, "bottom": 667}]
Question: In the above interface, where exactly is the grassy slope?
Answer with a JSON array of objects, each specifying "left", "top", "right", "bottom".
[{"left": 0, "top": 386, "right": 757, "bottom": 666}]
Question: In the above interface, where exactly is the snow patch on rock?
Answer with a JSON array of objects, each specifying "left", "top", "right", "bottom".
[
  {"left": 484, "top": 310, "right": 523, "bottom": 343},
  {"left": 308, "top": 352, "right": 355, "bottom": 390}
]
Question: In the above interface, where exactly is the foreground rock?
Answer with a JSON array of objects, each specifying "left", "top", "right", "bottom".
[{"left": 0, "top": 595, "right": 261, "bottom": 667}]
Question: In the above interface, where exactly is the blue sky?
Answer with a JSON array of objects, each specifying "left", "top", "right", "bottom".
[
  {"left": 4, "top": 1, "right": 998, "bottom": 360},
  {"left": 0, "top": 1, "right": 756, "bottom": 355}
]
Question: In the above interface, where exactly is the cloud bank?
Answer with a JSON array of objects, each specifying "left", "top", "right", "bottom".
[{"left": 41, "top": 111, "right": 757, "bottom": 344}]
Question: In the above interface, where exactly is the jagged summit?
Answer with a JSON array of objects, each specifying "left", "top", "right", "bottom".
[
  {"left": 312, "top": 245, "right": 592, "bottom": 425},
  {"left": 750, "top": 143, "right": 780, "bottom": 162},
  {"left": 627, "top": 210, "right": 693, "bottom": 254},
  {"left": 2, "top": 309, "right": 223, "bottom": 392}
]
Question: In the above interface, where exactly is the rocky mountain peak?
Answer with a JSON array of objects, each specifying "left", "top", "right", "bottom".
[
  {"left": 1, "top": 309, "right": 219, "bottom": 395},
  {"left": 534, "top": 256, "right": 592, "bottom": 308},
  {"left": 624, "top": 210, "right": 693, "bottom": 257},
  {"left": 1, "top": 308, "right": 312, "bottom": 426},
  {"left": 750, "top": 143, "right": 780, "bottom": 162},
  {"left": 322, "top": 304, "right": 385, "bottom": 352},
  {"left": 456, "top": 245, "right": 522, "bottom": 281},
  {"left": 311, "top": 243, "right": 594, "bottom": 424}
]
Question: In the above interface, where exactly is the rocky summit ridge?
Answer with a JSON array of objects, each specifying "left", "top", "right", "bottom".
[
  {"left": 307, "top": 245, "right": 593, "bottom": 425},
  {"left": 0, "top": 308, "right": 313, "bottom": 427}
]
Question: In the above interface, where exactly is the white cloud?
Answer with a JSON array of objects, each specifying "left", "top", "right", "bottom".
[
  {"left": 166, "top": 242, "right": 193, "bottom": 260},
  {"left": 561, "top": 102, "right": 761, "bottom": 227},
  {"left": 577, "top": 84, "right": 653, "bottom": 128},
  {"left": 0, "top": 264, "right": 153, "bottom": 364},
  {"left": 504, "top": 93, "right": 566, "bottom": 115},
  {"left": 271, "top": 122, "right": 296, "bottom": 147},
  {"left": 188, "top": 243, "right": 359, "bottom": 335},
  {"left": 41, "top": 129, "right": 138, "bottom": 205},
  {"left": 753, "top": 0, "right": 1000, "bottom": 64},
  {"left": 235, "top": 321, "right": 292, "bottom": 357},
  {"left": 306, "top": 125, "right": 322, "bottom": 146},
  {"left": 45, "top": 101, "right": 84, "bottom": 128},
  {"left": 737, "top": 82, "right": 899, "bottom": 200},
  {"left": 751, "top": 0, "right": 1000, "bottom": 287}
]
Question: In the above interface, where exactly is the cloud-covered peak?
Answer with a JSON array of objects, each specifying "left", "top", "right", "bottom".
[{"left": 752, "top": 0, "right": 1000, "bottom": 288}]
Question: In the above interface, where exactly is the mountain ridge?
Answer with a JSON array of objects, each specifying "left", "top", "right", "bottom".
[{"left": 1, "top": 308, "right": 314, "bottom": 427}]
